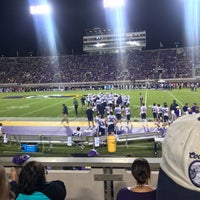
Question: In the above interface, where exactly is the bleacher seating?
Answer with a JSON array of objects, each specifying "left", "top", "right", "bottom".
[
  {"left": 0, "top": 46, "right": 198, "bottom": 89},
  {"left": 1, "top": 156, "right": 160, "bottom": 200}
]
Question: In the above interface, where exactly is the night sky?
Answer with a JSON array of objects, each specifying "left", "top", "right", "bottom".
[{"left": 0, "top": 0, "right": 186, "bottom": 56}]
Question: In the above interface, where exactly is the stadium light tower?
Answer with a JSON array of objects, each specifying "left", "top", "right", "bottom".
[
  {"left": 29, "top": 1, "right": 57, "bottom": 56},
  {"left": 30, "top": 4, "right": 52, "bottom": 15},
  {"left": 103, "top": 0, "right": 125, "bottom": 8},
  {"left": 103, "top": 0, "right": 127, "bottom": 51},
  {"left": 183, "top": 0, "right": 200, "bottom": 46}
]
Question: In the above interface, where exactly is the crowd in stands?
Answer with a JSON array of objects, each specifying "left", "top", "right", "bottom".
[{"left": 0, "top": 46, "right": 200, "bottom": 84}]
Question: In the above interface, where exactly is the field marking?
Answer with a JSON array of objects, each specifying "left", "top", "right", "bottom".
[
  {"left": 3, "top": 120, "right": 157, "bottom": 127},
  {"left": 19, "top": 100, "right": 68, "bottom": 117},
  {"left": 185, "top": 90, "right": 200, "bottom": 97},
  {"left": 168, "top": 91, "right": 184, "bottom": 106},
  {"left": 0, "top": 99, "right": 50, "bottom": 114},
  {"left": 145, "top": 90, "right": 148, "bottom": 106}
]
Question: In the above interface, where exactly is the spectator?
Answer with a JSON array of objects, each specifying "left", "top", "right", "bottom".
[
  {"left": 0, "top": 165, "right": 15, "bottom": 200},
  {"left": 9, "top": 167, "right": 20, "bottom": 199},
  {"left": 16, "top": 161, "right": 66, "bottom": 200},
  {"left": 116, "top": 158, "right": 156, "bottom": 200},
  {"left": 157, "top": 114, "right": 200, "bottom": 199}
]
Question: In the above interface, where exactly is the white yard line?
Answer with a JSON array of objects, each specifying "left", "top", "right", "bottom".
[
  {"left": 145, "top": 90, "right": 148, "bottom": 106},
  {"left": 168, "top": 91, "right": 184, "bottom": 106},
  {"left": 0, "top": 99, "right": 48, "bottom": 114},
  {"left": 19, "top": 100, "right": 68, "bottom": 117}
]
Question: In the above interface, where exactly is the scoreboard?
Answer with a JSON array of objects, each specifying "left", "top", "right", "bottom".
[{"left": 83, "top": 28, "right": 146, "bottom": 53}]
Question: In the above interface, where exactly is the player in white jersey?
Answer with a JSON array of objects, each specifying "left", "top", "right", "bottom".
[
  {"left": 157, "top": 104, "right": 163, "bottom": 126},
  {"left": 98, "top": 115, "right": 107, "bottom": 136},
  {"left": 107, "top": 94, "right": 113, "bottom": 108},
  {"left": 105, "top": 104, "right": 112, "bottom": 116},
  {"left": 72, "top": 127, "right": 82, "bottom": 137},
  {"left": 162, "top": 103, "right": 170, "bottom": 128},
  {"left": 106, "top": 111, "right": 117, "bottom": 134},
  {"left": 0, "top": 123, "right": 7, "bottom": 143},
  {"left": 115, "top": 104, "right": 122, "bottom": 123},
  {"left": 87, "top": 94, "right": 93, "bottom": 106},
  {"left": 95, "top": 113, "right": 101, "bottom": 134},
  {"left": 95, "top": 97, "right": 101, "bottom": 113},
  {"left": 124, "top": 104, "right": 131, "bottom": 126},
  {"left": 140, "top": 103, "right": 149, "bottom": 132}
]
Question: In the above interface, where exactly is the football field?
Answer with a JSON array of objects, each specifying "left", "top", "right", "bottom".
[
  {"left": 0, "top": 88, "right": 198, "bottom": 120},
  {"left": 0, "top": 88, "right": 199, "bottom": 157}
]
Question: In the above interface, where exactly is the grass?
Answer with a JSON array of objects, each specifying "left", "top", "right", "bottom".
[
  {"left": 0, "top": 88, "right": 198, "bottom": 157},
  {"left": 0, "top": 88, "right": 199, "bottom": 120},
  {"left": 0, "top": 139, "right": 160, "bottom": 157}
]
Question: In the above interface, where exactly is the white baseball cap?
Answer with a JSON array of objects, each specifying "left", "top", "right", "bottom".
[{"left": 157, "top": 114, "right": 200, "bottom": 199}]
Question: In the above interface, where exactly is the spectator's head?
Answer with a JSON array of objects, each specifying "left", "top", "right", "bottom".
[
  {"left": 0, "top": 165, "right": 10, "bottom": 199},
  {"left": 157, "top": 114, "right": 200, "bottom": 199},
  {"left": 18, "top": 161, "right": 46, "bottom": 195},
  {"left": 131, "top": 158, "right": 151, "bottom": 186}
]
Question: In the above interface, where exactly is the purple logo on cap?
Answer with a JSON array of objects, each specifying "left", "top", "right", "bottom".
[{"left": 189, "top": 160, "right": 200, "bottom": 187}]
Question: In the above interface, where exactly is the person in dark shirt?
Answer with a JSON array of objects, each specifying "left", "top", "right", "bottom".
[
  {"left": 61, "top": 104, "right": 68, "bottom": 124},
  {"left": 86, "top": 106, "right": 95, "bottom": 128},
  {"left": 191, "top": 103, "right": 199, "bottom": 114},
  {"left": 170, "top": 100, "right": 179, "bottom": 122},
  {"left": 73, "top": 98, "right": 78, "bottom": 116},
  {"left": 16, "top": 161, "right": 66, "bottom": 200},
  {"left": 183, "top": 103, "right": 189, "bottom": 115},
  {"left": 116, "top": 158, "right": 156, "bottom": 200},
  {"left": 81, "top": 96, "right": 86, "bottom": 109}
]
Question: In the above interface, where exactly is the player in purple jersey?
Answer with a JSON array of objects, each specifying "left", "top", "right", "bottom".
[
  {"left": 183, "top": 103, "right": 189, "bottom": 115},
  {"left": 191, "top": 103, "right": 199, "bottom": 114}
]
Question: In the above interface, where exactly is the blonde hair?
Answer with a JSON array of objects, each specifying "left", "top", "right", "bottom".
[{"left": 0, "top": 165, "right": 10, "bottom": 200}]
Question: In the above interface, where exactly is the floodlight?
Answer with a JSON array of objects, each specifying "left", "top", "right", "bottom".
[
  {"left": 30, "top": 4, "right": 52, "bottom": 15},
  {"left": 103, "top": 0, "right": 125, "bottom": 8},
  {"left": 95, "top": 43, "right": 106, "bottom": 47}
]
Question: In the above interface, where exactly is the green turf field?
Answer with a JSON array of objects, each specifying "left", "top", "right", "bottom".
[
  {"left": 0, "top": 88, "right": 198, "bottom": 120},
  {"left": 0, "top": 88, "right": 198, "bottom": 157}
]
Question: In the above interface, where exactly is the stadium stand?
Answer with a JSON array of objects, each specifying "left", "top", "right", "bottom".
[
  {"left": 0, "top": 46, "right": 198, "bottom": 88},
  {"left": 1, "top": 157, "right": 160, "bottom": 200}
]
